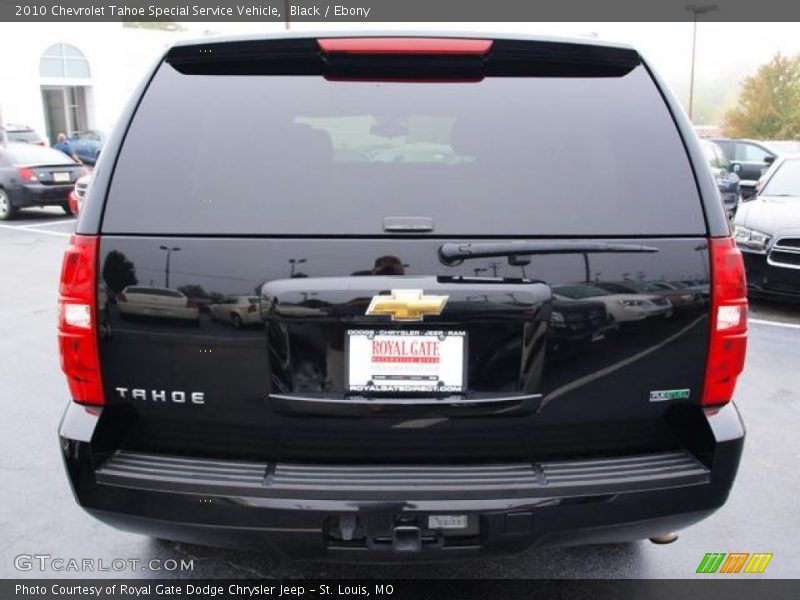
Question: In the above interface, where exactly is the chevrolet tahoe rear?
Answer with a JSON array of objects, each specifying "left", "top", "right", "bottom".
[{"left": 58, "top": 33, "right": 747, "bottom": 559}]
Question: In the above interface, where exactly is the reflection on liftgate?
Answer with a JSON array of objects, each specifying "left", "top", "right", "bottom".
[{"left": 57, "top": 34, "right": 747, "bottom": 560}]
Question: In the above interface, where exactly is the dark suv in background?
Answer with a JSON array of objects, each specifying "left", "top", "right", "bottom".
[
  {"left": 700, "top": 139, "right": 740, "bottom": 216},
  {"left": 710, "top": 137, "right": 800, "bottom": 199},
  {"left": 58, "top": 34, "right": 747, "bottom": 560}
]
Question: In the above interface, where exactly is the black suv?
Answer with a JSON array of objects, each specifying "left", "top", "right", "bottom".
[
  {"left": 709, "top": 137, "right": 796, "bottom": 200},
  {"left": 58, "top": 34, "right": 747, "bottom": 560}
]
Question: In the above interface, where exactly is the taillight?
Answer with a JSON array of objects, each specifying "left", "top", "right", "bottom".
[
  {"left": 58, "top": 235, "right": 104, "bottom": 405},
  {"left": 187, "top": 299, "right": 198, "bottom": 309},
  {"left": 702, "top": 238, "right": 748, "bottom": 406},
  {"left": 247, "top": 303, "right": 257, "bottom": 313},
  {"left": 18, "top": 167, "right": 37, "bottom": 182},
  {"left": 117, "top": 292, "right": 127, "bottom": 302},
  {"left": 317, "top": 38, "right": 493, "bottom": 56}
]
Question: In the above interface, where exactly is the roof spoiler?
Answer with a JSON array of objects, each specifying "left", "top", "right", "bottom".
[{"left": 166, "top": 37, "right": 641, "bottom": 79}]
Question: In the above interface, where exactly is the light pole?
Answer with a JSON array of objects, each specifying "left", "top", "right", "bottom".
[
  {"left": 289, "top": 258, "right": 307, "bottom": 278},
  {"left": 685, "top": 4, "right": 718, "bottom": 122},
  {"left": 582, "top": 252, "right": 591, "bottom": 283},
  {"left": 159, "top": 246, "right": 180, "bottom": 288}
]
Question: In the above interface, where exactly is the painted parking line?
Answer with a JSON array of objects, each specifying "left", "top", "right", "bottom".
[
  {"left": 0, "top": 222, "right": 71, "bottom": 237},
  {"left": 17, "top": 219, "right": 75, "bottom": 229},
  {"left": 749, "top": 318, "right": 800, "bottom": 330}
]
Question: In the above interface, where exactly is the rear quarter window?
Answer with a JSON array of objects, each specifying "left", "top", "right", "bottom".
[
  {"left": 8, "top": 131, "right": 39, "bottom": 143},
  {"left": 7, "top": 145, "right": 74, "bottom": 166},
  {"left": 762, "top": 159, "right": 800, "bottom": 196},
  {"left": 102, "top": 53, "right": 705, "bottom": 236},
  {"left": 126, "top": 287, "right": 183, "bottom": 298}
]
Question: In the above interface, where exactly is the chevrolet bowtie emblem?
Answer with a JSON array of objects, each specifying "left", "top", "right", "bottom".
[{"left": 366, "top": 289, "right": 448, "bottom": 322}]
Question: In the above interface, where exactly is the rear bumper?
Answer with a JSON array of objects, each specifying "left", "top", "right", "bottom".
[
  {"left": 60, "top": 402, "right": 745, "bottom": 560},
  {"left": 68, "top": 190, "right": 81, "bottom": 216},
  {"left": 8, "top": 183, "right": 72, "bottom": 207},
  {"left": 742, "top": 250, "right": 800, "bottom": 300}
]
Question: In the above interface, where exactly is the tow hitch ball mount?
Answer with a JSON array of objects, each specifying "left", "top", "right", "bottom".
[
  {"left": 392, "top": 525, "right": 423, "bottom": 553},
  {"left": 327, "top": 515, "right": 436, "bottom": 553}
]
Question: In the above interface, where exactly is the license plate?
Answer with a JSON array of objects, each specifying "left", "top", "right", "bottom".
[
  {"left": 346, "top": 329, "right": 466, "bottom": 393},
  {"left": 53, "top": 172, "right": 71, "bottom": 183},
  {"left": 428, "top": 515, "right": 468, "bottom": 530}
]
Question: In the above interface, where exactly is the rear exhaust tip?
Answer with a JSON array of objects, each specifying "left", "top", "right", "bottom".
[{"left": 649, "top": 532, "right": 679, "bottom": 544}]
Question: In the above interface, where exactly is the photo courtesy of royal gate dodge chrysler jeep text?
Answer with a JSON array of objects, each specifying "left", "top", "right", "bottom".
[{"left": 57, "top": 33, "right": 747, "bottom": 560}]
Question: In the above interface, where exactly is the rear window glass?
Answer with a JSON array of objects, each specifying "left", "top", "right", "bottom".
[
  {"left": 553, "top": 285, "right": 613, "bottom": 299},
  {"left": 764, "top": 141, "right": 800, "bottom": 154},
  {"left": 77, "top": 131, "right": 102, "bottom": 141},
  {"left": 103, "top": 60, "right": 704, "bottom": 236},
  {"left": 5, "top": 144, "right": 75, "bottom": 166},
  {"left": 762, "top": 159, "right": 800, "bottom": 196},
  {"left": 125, "top": 287, "right": 183, "bottom": 298},
  {"left": 599, "top": 281, "right": 662, "bottom": 293},
  {"left": 7, "top": 130, "right": 40, "bottom": 143}
]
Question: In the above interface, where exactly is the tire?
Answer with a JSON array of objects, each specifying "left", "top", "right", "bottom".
[
  {"left": 0, "top": 189, "right": 16, "bottom": 221},
  {"left": 231, "top": 313, "right": 243, "bottom": 329},
  {"left": 100, "top": 318, "right": 112, "bottom": 340}
]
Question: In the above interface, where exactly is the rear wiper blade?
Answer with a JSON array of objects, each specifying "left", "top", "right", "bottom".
[{"left": 439, "top": 240, "right": 659, "bottom": 265}]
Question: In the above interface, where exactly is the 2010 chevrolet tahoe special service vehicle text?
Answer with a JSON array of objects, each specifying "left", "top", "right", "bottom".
[{"left": 58, "top": 34, "right": 747, "bottom": 559}]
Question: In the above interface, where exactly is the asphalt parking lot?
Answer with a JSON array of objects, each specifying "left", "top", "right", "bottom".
[{"left": 1, "top": 207, "right": 798, "bottom": 579}]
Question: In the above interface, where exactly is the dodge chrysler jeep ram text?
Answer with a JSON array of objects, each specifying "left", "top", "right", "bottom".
[{"left": 58, "top": 34, "right": 747, "bottom": 559}]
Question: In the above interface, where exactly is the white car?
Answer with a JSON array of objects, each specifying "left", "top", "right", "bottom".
[
  {"left": 117, "top": 286, "right": 200, "bottom": 323},
  {"left": 553, "top": 284, "right": 672, "bottom": 323},
  {"left": 68, "top": 173, "right": 92, "bottom": 216},
  {"left": 209, "top": 295, "right": 261, "bottom": 328}
]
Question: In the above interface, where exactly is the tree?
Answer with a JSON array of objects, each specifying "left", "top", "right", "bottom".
[
  {"left": 723, "top": 53, "right": 800, "bottom": 139},
  {"left": 102, "top": 250, "right": 138, "bottom": 294}
]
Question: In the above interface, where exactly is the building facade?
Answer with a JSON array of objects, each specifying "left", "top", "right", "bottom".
[{"left": 0, "top": 22, "right": 184, "bottom": 144}]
